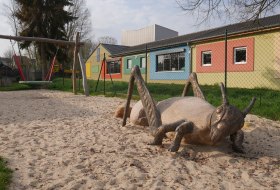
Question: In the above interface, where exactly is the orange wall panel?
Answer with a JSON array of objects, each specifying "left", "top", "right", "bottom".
[
  {"left": 100, "top": 58, "right": 122, "bottom": 79},
  {"left": 196, "top": 38, "right": 254, "bottom": 73}
]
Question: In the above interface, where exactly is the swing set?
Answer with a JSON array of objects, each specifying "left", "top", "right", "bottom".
[
  {"left": 0, "top": 33, "right": 89, "bottom": 96},
  {"left": 10, "top": 40, "right": 59, "bottom": 84},
  {"left": 19, "top": 49, "right": 58, "bottom": 84}
]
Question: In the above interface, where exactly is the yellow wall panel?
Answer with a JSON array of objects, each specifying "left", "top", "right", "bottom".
[
  {"left": 86, "top": 62, "right": 91, "bottom": 78},
  {"left": 85, "top": 44, "right": 111, "bottom": 80}
]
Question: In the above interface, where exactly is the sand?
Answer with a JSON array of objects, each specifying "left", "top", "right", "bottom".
[{"left": 0, "top": 90, "right": 279, "bottom": 190}]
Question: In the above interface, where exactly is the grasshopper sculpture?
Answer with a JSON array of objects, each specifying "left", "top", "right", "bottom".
[{"left": 119, "top": 66, "right": 256, "bottom": 153}]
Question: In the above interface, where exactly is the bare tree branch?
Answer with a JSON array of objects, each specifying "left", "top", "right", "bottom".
[
  {"left": 65, "top": 0, "right": 95, "bottom": 59},
  {"left": 176, "top": 0, "right": 280, "bottom": 24},
  {"left": 98, "top": 36, "right": 118, "bottom": 45},
  {"left": 65, "top": 0, "right": 93, "bottom": 41}
]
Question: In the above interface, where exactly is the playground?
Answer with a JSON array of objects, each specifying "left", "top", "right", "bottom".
[{"left": 0, "top": 90, "right": 279, "bottom": 189}]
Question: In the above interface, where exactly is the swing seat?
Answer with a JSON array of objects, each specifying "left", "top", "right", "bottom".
[
  {"left": 19, "top": 81, "right": 53, "bottom": 85},
  {"left": 16, "top": 48, "right": 58, "bottom": 84}
]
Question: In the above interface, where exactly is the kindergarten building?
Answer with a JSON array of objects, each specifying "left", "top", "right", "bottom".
[
  {"left": 86, "top": 14, "right": 280, "bottom": 90},
  {"left": 86, "top": 43, "right": 128, "bottom": 80}
]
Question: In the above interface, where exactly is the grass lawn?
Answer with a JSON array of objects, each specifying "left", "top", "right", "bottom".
[
  {"left": 48, "top": 78, "right": 280, "bottom": 121},
  {"left": 0, "top": 83, "right": 33, "bottom": 91},
  {"left": 0, "top": 157, "right": 12, "bottom": 190},
  {"left": 1, "top": 78, "right": 279, "bottom": 120}
]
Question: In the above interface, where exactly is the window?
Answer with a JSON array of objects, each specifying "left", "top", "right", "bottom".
[
  {"left": 140, "top": 57, "right": 146, "bottom": 68},
  {"left": 96, "top": 48, "right": 100, "bottom": 62},
  {"left": 202, "top": 51, "right": 212, "bottom": 66},
  {"left": 234, "top": 47, "right": 247, "bottom": 64},
  {"left": 107, "top": 61, "right": 120, "bottom": 74},
  {"left": 127, "top": 59, "right": 132, "bottom": 69},
  {"left": 156, "top": 52, "right": 185, "bottom": 72}
]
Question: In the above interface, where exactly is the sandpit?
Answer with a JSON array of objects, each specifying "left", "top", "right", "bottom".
[{"left": 0, "top": 90, "right": 279, "bottom": 189}]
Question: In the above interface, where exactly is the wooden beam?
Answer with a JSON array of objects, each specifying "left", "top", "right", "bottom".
[
  {"left": 78, "top": 53, "right": 89, "bottom": 96},
  {"left": 0, "top": 34, "right": 84, "bottom": 46},
  {"left": 72, "top": 32, "right": 80, "bottom": 94}
]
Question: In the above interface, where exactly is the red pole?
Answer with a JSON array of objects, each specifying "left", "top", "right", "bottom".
[{"left": 13, "top": 55, "right": 26, "bottom": 81}]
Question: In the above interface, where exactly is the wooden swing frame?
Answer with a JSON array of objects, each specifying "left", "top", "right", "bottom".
[{"left": 0, "top": 33, "right": 89, "bottom": 96}]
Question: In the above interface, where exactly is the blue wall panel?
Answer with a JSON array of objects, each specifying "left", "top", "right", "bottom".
[{"left": 150, "top": 46, "right": 190, "bottom": 80}]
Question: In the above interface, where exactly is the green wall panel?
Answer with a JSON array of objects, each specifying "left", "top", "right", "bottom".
[
  {"left": 92, "top": 65, "right": 99, "bottom": 73},
  {"left": 123, "top": 54, "right": 147, "bottom": 74}
]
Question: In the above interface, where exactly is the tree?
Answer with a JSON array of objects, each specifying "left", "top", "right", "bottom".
[
  {"left": 65, "top": 0, "right": 96, "bottom": 62},
  {"left": 3, "top": 49, "right": 15, "bottom": 69},
  {"left": 2, "top": 0, "right": 27, "bottom": 70},
  {"left": 65, "top": 0, "right": 92, "bottom": 42},
  {"left": 14, "top": 0, "right": 75, "bottom": 79},
  {"left": 98, "top": 36, "right": 118, "bottom": 45},
  {"left": 80, "top": 40, "right": 97, "bottom": 60},
  {"left": 176, "top": 0, "right": 280, "bottom": 23},
  {"left": 2, "top": 0, "right": 20, "bottom": 37}
]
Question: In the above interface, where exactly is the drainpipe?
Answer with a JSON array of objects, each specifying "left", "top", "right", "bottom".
[
  {"left": 225, "top": 29, "right": 228, "bottom": 93},
  {"left": 145, "top": 44, "right": 148, "bottom": 83},
  {"left": 188, "top": 43, "right": 193, "bottom": 74}
]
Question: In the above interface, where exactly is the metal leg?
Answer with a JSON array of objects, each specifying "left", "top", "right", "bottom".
[
  {"left": 230, "top": 130, "right": 245, "bottom": 153},
  {"left": 122, "top": 66, "right": 162, "bottom": 128},
  {"left": 168, "top": 121, "right": 194, "bottom": 152},
  {"left": 182, "top": 72, "right": 205, "bottom": 100},
  {"left": 149, "top": 120, "right": 186, "bottom": 145}
]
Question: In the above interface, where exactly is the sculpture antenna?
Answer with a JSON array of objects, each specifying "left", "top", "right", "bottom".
[
  {"left": 243, "top": 97, "right": 257, "bottom": 117},
  {"left": 220, "top": 83, "right": 229, "bottom": 105}
]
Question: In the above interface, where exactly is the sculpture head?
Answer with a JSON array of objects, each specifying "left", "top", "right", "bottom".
[{"left": 210, "top": 83, "right": 256, "bottom": 143}]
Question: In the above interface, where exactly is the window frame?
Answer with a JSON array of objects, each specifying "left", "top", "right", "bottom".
[
  {"left": 107, "top": 60, "right": 121, "bottom": 74},
  {"left": 127, "top": 59, "right": 132, "bottom": 69},
  {"left": 234, "top": 47, "right": 247, "bottom": 65},
  {"left": 140, "top": 57, "right": 146, "bottom": 68},
  {"left": 201, "top": 51, "right": 212, "bottom": 66},
  {"left": 155, "top": 51, "right": 185, "bottom": 72}
]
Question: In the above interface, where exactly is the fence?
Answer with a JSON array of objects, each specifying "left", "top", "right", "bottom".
[
  {"left": 91, "top": 30, "right": 279, "bottom": 120},
  {"left": 148, "top": 30, "right": 279, "bottom": 120}
]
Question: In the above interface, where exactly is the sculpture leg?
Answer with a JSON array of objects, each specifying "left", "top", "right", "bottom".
[
  {"left": 122, "top": 65, "right": 162, "bottom": 128},
  {"left": 122, "top": 70, "right": 135, "bottom": 126},
  {"left": 230, "top": 130, "right": 245, "bottom": 153},
  {"left": 168, "top": 121, "right": 195, "bottom": 152},
  {"left": 149, "top": 120, "right": 186, "bottom": 145},
  {"left": 182, "top": 72, "right": 205, "bottom": 100}
]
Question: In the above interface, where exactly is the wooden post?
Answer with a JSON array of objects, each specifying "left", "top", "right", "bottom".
[
  {"left": 78, "top": 53, "right": 89, "bottom": 96},
  {"left": 73, "top": 32, "right": 80, "bottom": 94}
]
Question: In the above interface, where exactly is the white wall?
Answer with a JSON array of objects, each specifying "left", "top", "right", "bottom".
[
  {"left": 155, "top": 24, "right": 178, "bottom": 41},
  {"left": 121, "top": 24, "right": 178, "bottom": 46}
]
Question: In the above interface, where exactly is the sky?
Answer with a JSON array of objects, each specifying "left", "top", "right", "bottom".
[{"left": 0, "top": 0, "right": 233, "bottom": 56}]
